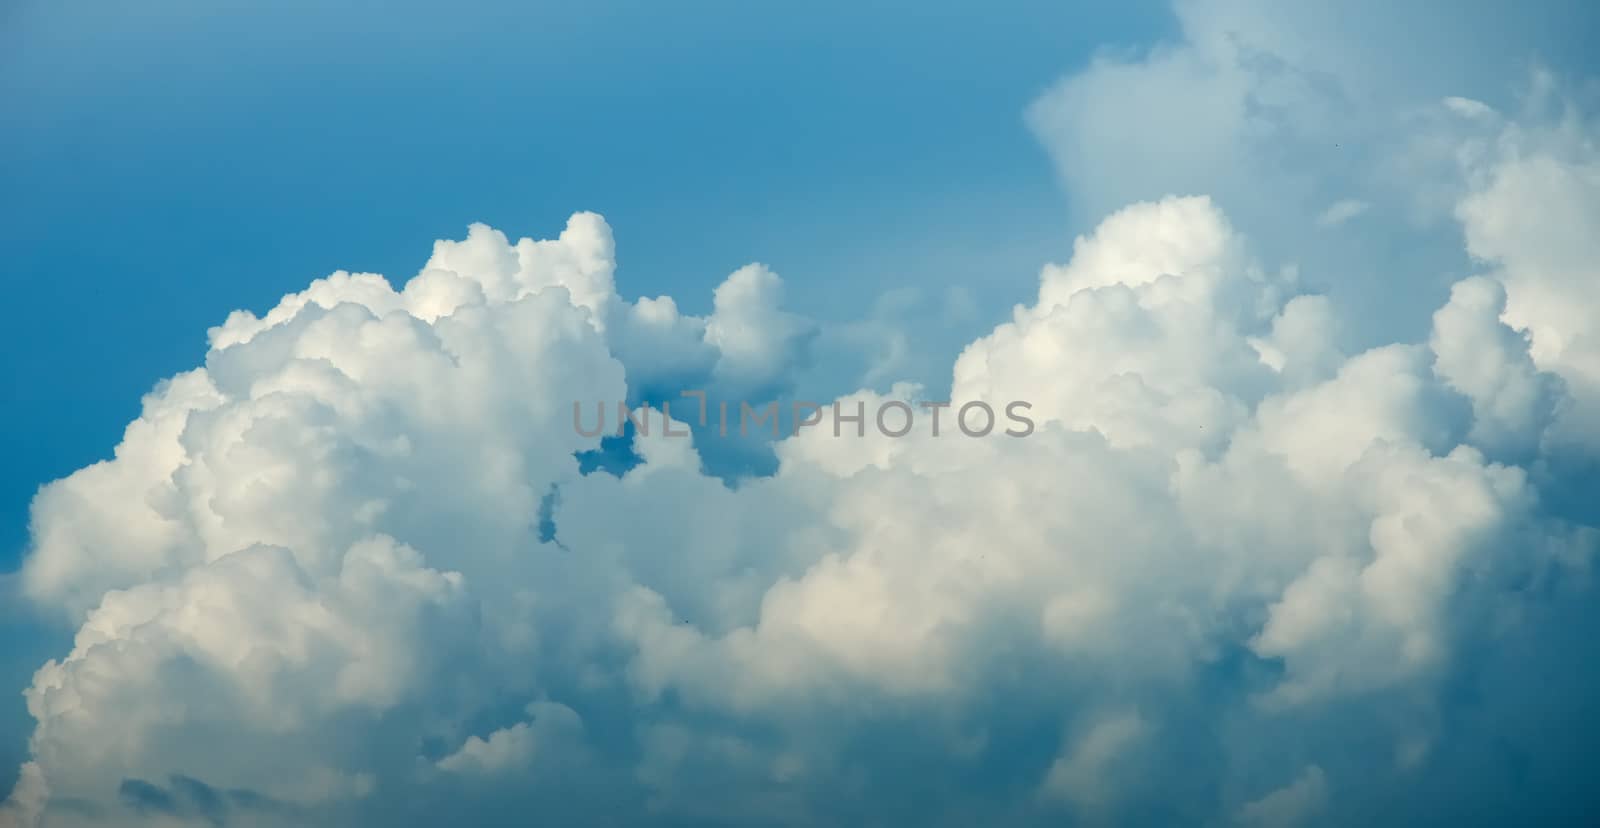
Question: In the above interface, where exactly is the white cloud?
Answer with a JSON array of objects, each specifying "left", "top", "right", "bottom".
[
  {"left": 1235, "top": 765, "right": 1328, "bottom": 828},
  {"left": 1453, "top": 95, "right": 1600, "bottom": 453},
  {"left": 1038, "top": 710, "right": 1148, "bottom": 811},
  {"left": 435, "top": 702, "right": 583, "bottom": 776},
  {"left": 5, "top": 6, "right": 1600, "bottom": 826},
  {"left": 1315, "top": 199, "right": 1369, "bottom": 227}
]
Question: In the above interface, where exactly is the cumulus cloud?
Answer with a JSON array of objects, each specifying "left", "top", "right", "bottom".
[
  {"left": 434, "top": 701, "right": 584, "bottom": 777},
  {"left": 1315, "top": 200, "right": 1369, "bottom": 228},
  {"left": 5, "top": 5, "right": 1600, "bottom": 827},
  {"left": 1037, "top": 710, "right": 1148, "bottom": 812},
  {"left": 1234, "top": 765, "right": 1327, "bottom": 828},
  {"left": 1025, "top": 0, "right": 1593, "bottom": 350}
]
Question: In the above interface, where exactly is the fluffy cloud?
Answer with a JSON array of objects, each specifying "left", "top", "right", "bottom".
[{"left": 6, "top": 9, "right": 1600, "bottom": 828}]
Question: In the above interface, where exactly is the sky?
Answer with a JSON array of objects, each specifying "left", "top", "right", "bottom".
[
  {"left": 3, "top": 1, "right": 1600, "bottom": 826},
  {"left": 0, "top": 0, "right": 1178, "bottom": 564}
]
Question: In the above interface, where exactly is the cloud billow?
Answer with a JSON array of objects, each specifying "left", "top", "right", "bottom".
[{"left": 6, "top": 4, "right": 1600, "bottom": 826}]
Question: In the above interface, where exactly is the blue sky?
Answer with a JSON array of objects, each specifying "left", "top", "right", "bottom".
[
  {"left": 4, "top": 2, "right": 1600, "bottom": 826},
  {"left": 2, "top": 3, "right": 1172, "bottom": 801},
  {"left": 7, "top": 0, "right": 1596, "bottom": 563},
  {"left": 0, "top": 0, "right": 1179, "bottom": 568}
]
